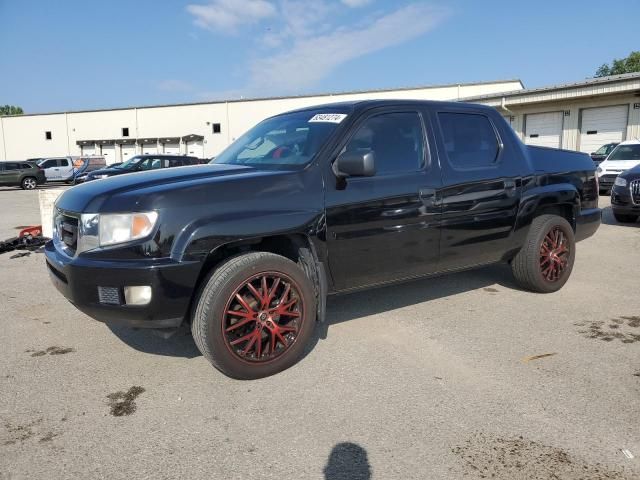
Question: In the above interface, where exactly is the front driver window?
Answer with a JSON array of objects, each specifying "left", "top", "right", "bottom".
[{"left": 344, "top": 112, "right": 425, "bottom": 175}]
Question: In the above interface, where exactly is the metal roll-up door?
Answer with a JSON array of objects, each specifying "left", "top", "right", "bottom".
[
  {"left": 524, "top": 112, "right": 563, "bottom": 148},
  {"left": 579, "top": 105, "right": 628, "bottom": 154},
  {"left": 186, "top": 140, "right": 204, "bottom": 158},
  {"left": 101, "top": 145, "right": 116, "bottom": 164},
  {"left": 121, "top": 144, "right": 136, "bottom": 160}
]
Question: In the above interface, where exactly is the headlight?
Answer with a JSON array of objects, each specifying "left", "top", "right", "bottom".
[
  {"left": 76, "top": 211, "right": 158, "bottom": 253},
  {"left": 99, "top": 212, "right": 158, "bottom": 246},
  {"left": 614, "top": 176, "right": 627, "bottom": 187}
]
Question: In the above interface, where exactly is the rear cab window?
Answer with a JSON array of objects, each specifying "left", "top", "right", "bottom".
[{"left": 437, "top": 112, "right": 501, "bottom": 169}]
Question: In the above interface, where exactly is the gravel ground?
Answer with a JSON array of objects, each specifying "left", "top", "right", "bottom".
[{"left": 1, "top": 189, "right": 638, "bottom": 480}]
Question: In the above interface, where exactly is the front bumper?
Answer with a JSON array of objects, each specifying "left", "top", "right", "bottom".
[
  {"left": 611, "top": 186, "right": 640, "bottom": 215},
  {"left": 575, "top": 208, "right": 601, "bottom": 242},
  {"left": 44, "top": 240, "right": 202, "bottom": 328}
]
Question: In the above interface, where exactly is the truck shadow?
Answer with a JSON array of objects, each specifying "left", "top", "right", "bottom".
[
  {"left": 314, "top": 263, "right": 517, "bottom": 342},
  {"left": 601, "top": 206, "right": 639, "bottom": 227},
  {"left": 107, "top": 263, "right": 517, "bottom": 361}
]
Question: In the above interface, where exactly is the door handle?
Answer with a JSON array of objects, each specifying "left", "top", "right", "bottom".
[
  {"left": 503, "top": 179, "right": 517, "bottom": 198},
  {"left": 419, "top": 188, "right": 440, "bottom": 209}
]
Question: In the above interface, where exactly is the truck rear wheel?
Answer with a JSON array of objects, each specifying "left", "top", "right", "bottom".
[
  {"left": 192, "top": 252, "right": 316, "bottom": 379},
  {"left": 511, "top": 215, "right": 575, "bottom": 293}
]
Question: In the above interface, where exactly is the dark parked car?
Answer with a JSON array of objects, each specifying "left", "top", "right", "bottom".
[
  {"left": 75, "top": 154, "right": 201, "bottom": 183},
  {"left": 610, "top": 163, "right": 640, "bottom": 223},
  {"left": 0, "top": 161, "right": 46, "bottom": 189},
  {"left": 590, "top": 142, "right": 618, "bottom": 165},
  {"left": 45, "top": 100, "right": 601, "bottom": 379}
]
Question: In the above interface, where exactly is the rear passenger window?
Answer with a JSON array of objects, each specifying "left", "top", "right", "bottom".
[
  {"left": 5, "top": 163, "right": 20, "bottom": 170},
  {"left": 168, "top": 158, "right": 183, "bottom": 167},
  {"left": 344, "top": 112, "right": 424, "bottom": 175},
  {"left": 438, "top": 113, "right": 500, "bottom": 169}
]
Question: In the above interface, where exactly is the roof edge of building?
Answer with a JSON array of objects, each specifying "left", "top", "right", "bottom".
[
  {"left": 459, "top": 72, "right": 640, "bottom": 103},
  {"left": 1, "top": 78, "right": 524, "bottom": 119}
]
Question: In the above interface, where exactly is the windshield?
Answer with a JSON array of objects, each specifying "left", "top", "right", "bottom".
[
  {"left": 211, "top": 109, "right": 349, "bottom": 168},
  {"left": 116, "top": 156, "right": 143, "bottom": 169},
  {"left": 607, "top": 144, "right": 640, "bottom": 161},
  {"left": 594, "top": 145, "right": 609, "bottom": 155}
]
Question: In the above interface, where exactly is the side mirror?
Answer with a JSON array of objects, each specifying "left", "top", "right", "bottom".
[{"left": 334, "top": 151, "right": 376, "bottom": 178}]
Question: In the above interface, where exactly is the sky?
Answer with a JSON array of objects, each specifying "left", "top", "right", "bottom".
[{"left": 0, "top": 0, "right": 638, "bottom": 113}]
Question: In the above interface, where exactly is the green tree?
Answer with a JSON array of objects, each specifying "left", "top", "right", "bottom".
[
  {"left": 0, "top": 105, "right": 24, "bottom": 115},
  {"left": 595, "top": 51, "right": 640, "bottom": 77}
]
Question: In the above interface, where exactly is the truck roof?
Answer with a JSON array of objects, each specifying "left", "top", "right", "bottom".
[
  {"left": 284, "top": 99, "right": 493, "bottom": 115},
  {"left": 618, "top": 139, "right": 640, "bottom": 146}
]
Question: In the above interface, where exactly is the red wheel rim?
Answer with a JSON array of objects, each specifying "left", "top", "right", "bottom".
[
  {"left": 539, "top": 226, "right": 570, "bottom": 282},
  {"left": 222, "top": 272, "right": 304, "bottom": 363}
]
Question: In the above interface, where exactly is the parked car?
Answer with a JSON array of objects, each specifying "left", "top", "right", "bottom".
[
  {"left": 38, "top": 157, "right": 75, "bottom": 182},
  {"left": 590, "top": 142, "right": 618, "bottom": 166},
  {"left": 45, "top": 100, "right": 600, "bottom": 379},
  {"left": 0, "top": 161, "right": 46, "bottom": 189},
  {"left": 75, "top": 154, "right": 200, "bottom": 183},
  {"left": 596, "top": 140, "right": 640, "bottom": 194},
  {"left": 610, "top": 163, "right": 640, "bottom": 223},
  {"left": 70, "top": 156, "right": 107, "bottom": 183},
  {"left": 36, "top": 156, "right": 107, "bottom": 183}
]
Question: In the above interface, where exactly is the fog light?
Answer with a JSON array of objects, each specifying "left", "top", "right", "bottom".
[{"left": 124, "top": 286, "right": 152, "bottom": 305}]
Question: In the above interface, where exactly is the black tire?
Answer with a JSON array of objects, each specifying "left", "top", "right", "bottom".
[
  {"left": 613, "top": 212, "right": 638, "bottom": 223},
  {"left": 192, "top": 252, "right": 316, "bottom": 379},
  {"left": 511, "top": 215, "right": 576, "bottom": 293},
  {"left": 21, "top": 177, "right": 37, "bottom": 190}
]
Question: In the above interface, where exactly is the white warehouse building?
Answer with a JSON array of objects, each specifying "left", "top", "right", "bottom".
[
  {"left": 1, "top": 73, "right": 639, "bottom": 164},
  {"left": 466, "top": 72, "right": 640, "bottom": 153},
  {"left": 0, "top": 79, "right": 523, "bottom": 164}
]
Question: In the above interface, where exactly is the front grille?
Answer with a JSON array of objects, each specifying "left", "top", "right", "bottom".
[
  {"left": 600, "top": 174, "right": 617, "bottom": 184},
  {"left": 631, "top": 180, "right": 640, "bottom": 205},
  {"left": 59, "top": 214, "right": 78, "bottom": 254}
]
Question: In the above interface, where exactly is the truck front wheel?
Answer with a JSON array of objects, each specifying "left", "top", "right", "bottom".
[
  {"left": 191, "top": 252, "right": 316, "bottom": 379},
  {"left": 511, "top": 215, "right": 576, "bottom": 293}
]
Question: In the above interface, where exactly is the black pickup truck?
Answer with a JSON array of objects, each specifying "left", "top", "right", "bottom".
[{"left": 45, "top": 100, "right": 601, "bottom": 379}]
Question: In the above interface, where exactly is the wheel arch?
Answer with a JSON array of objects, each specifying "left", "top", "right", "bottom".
[{"left": 188, "top": 233, "right": 328, "bottom": 325}]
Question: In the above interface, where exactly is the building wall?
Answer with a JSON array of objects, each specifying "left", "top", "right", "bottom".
[{"left": 0, "top": 80, "right": 522, "bottom": 161}]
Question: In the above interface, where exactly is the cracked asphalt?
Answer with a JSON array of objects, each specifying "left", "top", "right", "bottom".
[{"left": 1, "top": 188, "right": 638, "bottom": 479}]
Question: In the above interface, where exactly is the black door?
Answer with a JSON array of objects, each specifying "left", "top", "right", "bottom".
[
  {"left": 431, "top": 109, "right": 524, "bottom": 271},
  {"left": 325, "top": 109, "right": 442, "bottom": 291}
]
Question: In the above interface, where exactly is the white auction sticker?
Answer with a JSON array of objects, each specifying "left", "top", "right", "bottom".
[{"left": 309, "top": 113, "right": 348, "bottom": 124}]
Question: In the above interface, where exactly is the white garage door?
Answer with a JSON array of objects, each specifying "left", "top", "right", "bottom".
[
  {"left": 101, "top": 145, "right": 116, "bottom": 165},
  {"left": 525, "top": 112, "right": 563, "bottom": 148},
  {"left": 142, "top": 143, "right": 158, "bottom": 155},
  {"left": 186, "top": 140, "right": 204, "bottom": 158},
  {"left": 579, "top": 105, "right": 628, "bottom": 154},
  {"left": 81, "top": 144, "right": 95, "bottom": 156},
  {"left": 163, "top": 143, "right": 180, "bottom": 154},
  {"left": 121, "top": 144, "right": 136, "bottom": 161}
]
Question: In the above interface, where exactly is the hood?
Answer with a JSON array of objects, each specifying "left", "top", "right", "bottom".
[
  {"left": 619, "top": 163, "right": 640, "bottom": 178},
  {"left": 87, "top": 167, "right": 129, "bottom": 177},
  {"left": 599, "top": 159, "right": 640, "bottom": 172},
  {"left": 56, "top": 164, "right": 291, "bottom": 213}
]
